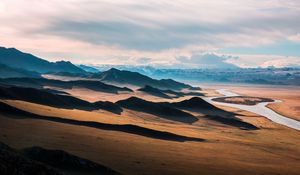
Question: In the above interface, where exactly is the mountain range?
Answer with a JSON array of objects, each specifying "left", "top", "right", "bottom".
[
  {"left": 0, "top": 46, "right": 199, "bottom": 90},
  {"left": 91, "top": 68, "right": 195, "bottom": 90},
  {"left": 0, "top": 78, "right": 132, "bottom": 94},
  {"left": 0, "top": 64, "right": 41, "bottom": 78},
  {"left": 0, "top": 47, "right": 85, "bottom": 74}
]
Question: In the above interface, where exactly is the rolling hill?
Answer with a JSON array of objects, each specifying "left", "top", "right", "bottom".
[
  {"left": 0, "top": 85, "right": 122, "bottom": 114},
  {"left": 116, "top": 97, "right": 198, "bottom": 123},
  {"left": 161, "top": 97, "right": 258, "bottom": 130},
  {"left": 137, "top": 85, "right": 203, "bottom": 98},
  {"left": 0, "top": 141, "right": 121, "bottom": 175},
  {"left": 137, "top": 85, "right": 172, "bottom": 98},
  {"left": 0, "top": 77, "right": 132, "bottom": 94},
  {"left": 0, "top": 142, "right": 63, "bottom": 175}
]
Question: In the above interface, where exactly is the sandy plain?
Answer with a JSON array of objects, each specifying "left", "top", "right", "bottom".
[{"left": 1, "top": 83, "right": 300, "bottom": 175}]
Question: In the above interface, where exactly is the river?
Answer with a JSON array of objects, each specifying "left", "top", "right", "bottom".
[{"left": 204, "top": 89, "right": 300, "bottom": 131}]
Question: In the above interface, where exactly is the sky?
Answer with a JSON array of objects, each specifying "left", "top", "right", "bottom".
[{"left": 0, "top": 0, "right": 300, "bottom": 68}]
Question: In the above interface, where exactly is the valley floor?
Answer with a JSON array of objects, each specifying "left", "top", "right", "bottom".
[{"left": 0, "top": 85, "right": 300, "bottom": 175}]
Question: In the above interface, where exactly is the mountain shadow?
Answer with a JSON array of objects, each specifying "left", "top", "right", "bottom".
[
  {"left": 160, "top": 97, "right": 258, "bottom": 130},
  {"left": 137, "top": 85, "right": 172, "bottom": 99},
  {"left": 0, "top": 101, "right": 204, "bottom": 142},
  {"left": 138, "top": 85, "right": 203, "bottom": 99},
  {"left": 0, "top": 142, "right": 63, "bottom": 175},
  {"left": 0, "top": 141, "right": 121, "bottom": 175},
  {"left": 203, "top": 115, "right": 259, "bottom": 130},
  {"left": 0, "top": 85, "right": 123, "bottom": 114},
  {"left": 160, "top": 97, "right": 218, "bottom": 111},
  {"left": 0, "top": 77, "right": 132, "bottom": 94},
  {"left": 21, "top": 147, "right": 121, "bottom": 175},
  {"left": 116, "top": 97, "right": 199, "bottom": 124}
]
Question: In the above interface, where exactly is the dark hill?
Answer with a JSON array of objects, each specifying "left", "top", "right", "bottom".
[
  {"left": 138, "top": 85, "right": 172, "bottom": 99},
  {"left": 0, "top": 78, "right": 132, "bottom": 94},
  {"left": 0, "top": 142, "right": 63, "bottom": 175},
  {"left": 160, "top": 89, "right": 184, "bottom": 97},
  {"left": 91, "top": 68, "right": 193, "bottom": 90},
  {"left": 0, "top": 85, "right": 122, "bottom": 114},
  {"left": 0, "top": 47, "right": 85, "bottom": 73},
  {"left": 162, "top": 97, "right": 217, "bottom": 110},
  {"left": 0, "top": 102, "right": 204, "bottom": 142},
  {"left": 0, "top": 64, "right": 41, "bottom": 78},
  {"left": 161, "top": 97, "right": 258, "bottom": 130},
  {"left": 0, "top": 141, "right": 121, "bottom": 175},
  {"left": 138, "top": 85, "right": 202, "bottom": 98},
  {"left": 21, "top": 147, "right": 121, "bottom": 174},
  {"left": 116, "top": 97, "right": 198, "bottom": 123},
  {"left": 0, "top": 86, "right": 92, "bottom": 109},
  {"left": 93, "top": 101, "right": 123, "bottom": 114}
]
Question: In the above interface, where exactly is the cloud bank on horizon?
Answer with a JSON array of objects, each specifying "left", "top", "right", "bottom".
[{"left": 0, "top": 0, "right": 300, "bottom": 68}]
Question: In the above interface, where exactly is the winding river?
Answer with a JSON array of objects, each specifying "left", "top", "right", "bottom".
[{"left": 204, "top": 89, "right": 300, "bottom": 131}]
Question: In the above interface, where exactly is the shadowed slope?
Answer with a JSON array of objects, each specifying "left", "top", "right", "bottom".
[
  {"left": 93, "top": 101, "right": 123, "bottom": 114},
  {"left": 161, "top": 97, "right": 258, "bottom": 130},
  {"left": 138, "top": 85, "right": 172, "bottom": 99},
  {"left": 0, "top": 86, "right": 123, "bottom": 114},
  {"left": 162, "top": 97, "right": 217, "bottom": 110},
  {"left": 0, "top": 64, "right": 41, "bottom": 79},
  {"left": 138, "top": 85, "right": 203, "bottom": 99},
  {"left": 116, "top": 97, "right": 199, "bottom": 124},
  {"left": 0, "top": 86, "right": 92, "bottom": 109},
  {"left": 21, "top": 147, "right": 121, "bottom": 175},
  {"left": 0, "top": 101, "right": 204, "bottom": 142},
  {"left": 0, "top": 78, "right": 132, "bottom": 94},
  {"left": 203, "top": 115, "right": 259, "bottom": 130},
  {"left": 0, "top": 141, "right": 121, "bottom": 175},
  {"left": 0, "top": 142, "right": 63, "bottom": 175}
]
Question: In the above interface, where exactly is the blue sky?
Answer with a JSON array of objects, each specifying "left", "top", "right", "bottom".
[{"left": 0, "top": 0, "right": 300, "bottom": 68}]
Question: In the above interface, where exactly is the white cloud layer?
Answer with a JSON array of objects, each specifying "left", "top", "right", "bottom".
[{"left": 0, "top": 0, "right": 299, "bottom": 67}]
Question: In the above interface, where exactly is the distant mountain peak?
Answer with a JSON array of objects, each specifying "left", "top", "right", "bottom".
[
  {"left": 91, "top": 68, "right": 193, "bottom": 90},
  {"left": 108, "top": 67, "right": 120, "bottom": 72}
]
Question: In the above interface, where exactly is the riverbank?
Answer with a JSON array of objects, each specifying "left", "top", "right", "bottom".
[
  {"left": 212, "top": 96, "right": 274, "bottom": 105},
  {"left": 204, "top": 89, "right": 300, "bottom": 131},
  {"left": 199, "top": 84, "right": 300, "bottom": 122}
]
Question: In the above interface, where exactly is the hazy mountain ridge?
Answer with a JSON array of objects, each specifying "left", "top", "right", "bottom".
[
  {"left": 0, "top": 47, "right": 85, "bottom": 74},
  {"left": 82, "top": 65, "right": 300, "bottom": 86},
  {"left": 0, "top": 64, "right": 41, "bottom": 78},
  {"left": 91, "top": 68, "right": 194, "bottom": 90}
]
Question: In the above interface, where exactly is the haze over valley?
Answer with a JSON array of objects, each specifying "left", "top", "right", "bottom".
[{"left": 0, "top": 1, "right": 300, "bottom": 175}]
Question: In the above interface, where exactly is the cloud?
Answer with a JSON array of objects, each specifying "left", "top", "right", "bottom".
[
  {"left": 288, "top": 33, "right": 300, "bottom": 43},
  {"left": 0, "top": 0, "right": 300, "bottom": 67},
  {"left": 260, "top": 58, "right": 300, "bottom": 68},
  {"left": 173, "top": 54, "right": 238, "bottom": 69},
  {"left": 226, "top": 54, "right": 300, "bottom": 68}
]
